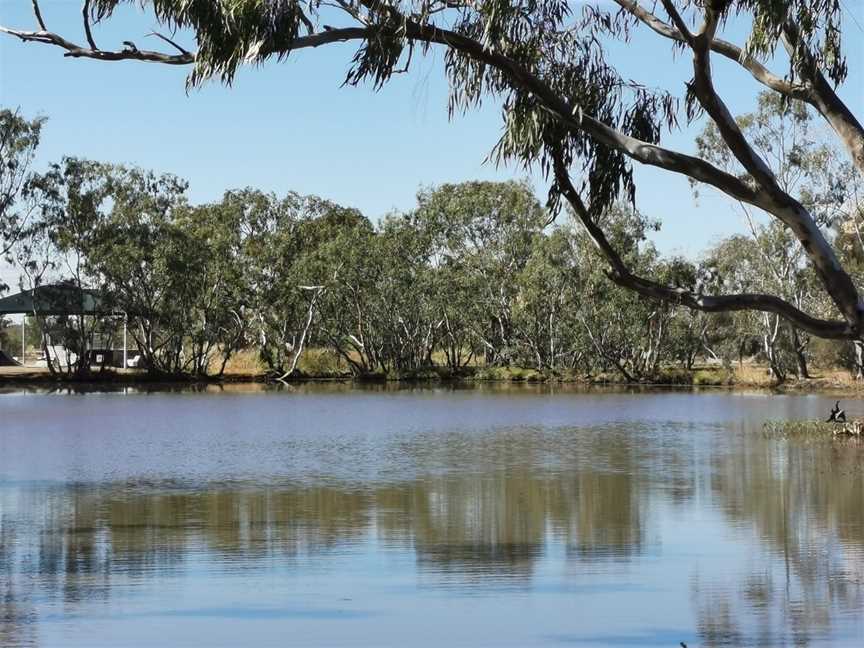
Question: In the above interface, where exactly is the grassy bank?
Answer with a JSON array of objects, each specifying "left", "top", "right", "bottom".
[{"left": 4, "top": 357, "right": 864, "bottom": 395}]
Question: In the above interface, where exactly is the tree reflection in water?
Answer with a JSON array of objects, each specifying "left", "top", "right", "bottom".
[
  {"left": 690, "top": 429, "right": 864, "bottom": 647},
  {"left": 0, "top": 390, "right": 862, "bottom": 646}
]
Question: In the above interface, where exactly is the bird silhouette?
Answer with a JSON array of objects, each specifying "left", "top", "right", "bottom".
[{"left": 827, "top": 400, "right": 846, "bottom": 423}]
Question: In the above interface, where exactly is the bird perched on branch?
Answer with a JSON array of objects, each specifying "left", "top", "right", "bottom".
[
  {"left": 827, "top": 400, "right": 846, "bottom": 423},
  {"left": 122, "top": 40, "right": 138, "bottom": 52}
]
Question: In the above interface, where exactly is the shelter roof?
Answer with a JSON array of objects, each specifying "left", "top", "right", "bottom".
[{"left": 0, "top": 284, "right": 114, "bottom": 316}]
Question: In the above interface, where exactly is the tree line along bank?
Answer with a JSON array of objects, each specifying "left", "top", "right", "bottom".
[{"left": 1, "top": 94, "right": 861, "bottom": 384}]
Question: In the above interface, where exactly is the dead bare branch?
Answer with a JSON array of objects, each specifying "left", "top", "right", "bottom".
[
  {"left": 147, "top": 31, "right": 190, "bottom": 56},
  {"left": 0, "top": 23, "right": 194, "bottom": 64}
]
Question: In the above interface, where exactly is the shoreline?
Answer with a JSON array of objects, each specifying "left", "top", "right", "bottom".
[{"left": 3, "top": 366, "right": 864, "bottom": 396}]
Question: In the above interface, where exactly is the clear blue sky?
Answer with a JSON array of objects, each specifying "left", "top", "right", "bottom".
[{"left": 0, "top": 0, "right": 862, "bottom": 263}]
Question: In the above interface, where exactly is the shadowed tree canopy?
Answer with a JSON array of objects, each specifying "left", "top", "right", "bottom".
[{"left": 2, "top": 0, "right": 862, "bottom": 339}]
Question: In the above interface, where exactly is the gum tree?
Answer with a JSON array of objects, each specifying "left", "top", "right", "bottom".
[
  {"left": 570, "top": 203, "right": 678, "bottom": 382},
  {"left": 413, "top": 180, "right": 547, "bottom": 365},
  {"left": 3, "top": 1, "right": 862, "bottom": 339},
  {"left": 512, "top": 228, "right": 581, "bottom": 372},
  {"left": 696, "top": 91, "right": 855, "bottom": 378},
  {"left": 6, "top": 157, "right": 115, "bottom": 375},
  {"left": 0, "top": 109, "right": 44, "bottom": 276},
  {"left": 69, "top": 164, "right": 193, "bottom": 374},
  {"left": 236, "top": 190, "right": 364, "bottom": 378}
]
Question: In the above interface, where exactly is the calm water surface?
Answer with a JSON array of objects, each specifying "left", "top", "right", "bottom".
[{"left": 0, "top": 384, "right": 862, "bottom": 647}]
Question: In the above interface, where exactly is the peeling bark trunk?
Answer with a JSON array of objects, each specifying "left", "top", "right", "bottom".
[
  {"left": 276, "top": 286, "right": 323, "bottom": 381},
  {"left": 763, "top": 314, "right": 785, "bottom": 383},
  {"left": 854, "top": 341, "right": 864, "bottom": 381}
]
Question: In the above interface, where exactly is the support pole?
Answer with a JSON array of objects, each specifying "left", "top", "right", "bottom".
[
  {"left": 21, "top": 316, "right": 25, "bottom": 366},
  {"left": 123, "top": 314, "right": 128, "bottom": 370}
]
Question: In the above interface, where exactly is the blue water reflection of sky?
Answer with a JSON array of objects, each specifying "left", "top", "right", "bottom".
[{"left": 1, "top": 386, "right": 862, "bottom": 646}]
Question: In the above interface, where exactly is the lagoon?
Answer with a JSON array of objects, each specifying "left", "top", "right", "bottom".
[{"left": 0, "top": 385, "right": 862, "bottom": 647}]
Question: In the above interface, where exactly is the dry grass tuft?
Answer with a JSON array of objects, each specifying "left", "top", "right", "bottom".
[
  {"left": 733, "top": 364, "right": 776, "bottom": 386},
  {"left": 219, "top": 349, "right": 267, "bottom": 376},
  {"left": 297, "top": 348, "right": 347, "bottom": 376}
]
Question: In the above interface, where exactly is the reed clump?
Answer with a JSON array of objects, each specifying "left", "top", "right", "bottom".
[
  {"left": 762, "top": 419, "right": 863, "bottom": 440},
  {"left": 763, "top": 420, "right": 836, "bottom": 439}
]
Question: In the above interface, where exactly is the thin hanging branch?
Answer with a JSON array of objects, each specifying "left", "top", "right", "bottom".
[
  {"left": 82, "top": 0, "right": 97, "bottom": 50},
  {"left": 30, "top": 0, "right": 46, "bottom": 31}
]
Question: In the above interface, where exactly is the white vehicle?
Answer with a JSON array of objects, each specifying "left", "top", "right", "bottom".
[{"left": 126, "top": 354, "right": 143, "bottom": 368}]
